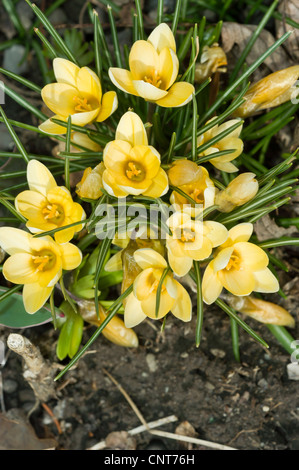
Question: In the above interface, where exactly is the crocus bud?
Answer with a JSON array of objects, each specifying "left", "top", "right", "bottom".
[
  {"left": 226, "top": 295, "right": 295, "bottom": 327},
  {"left": 195, "top": 44, "right": 227, "bottom": 83},
  {"left": 76, "top": 162, "right": 105, "bottom": 200},
  {"left": 215, "top": 172, "right": 258, "bottom": 212},
  {"left": 234, "top": 65, "right": 299, "bottom": 118}
]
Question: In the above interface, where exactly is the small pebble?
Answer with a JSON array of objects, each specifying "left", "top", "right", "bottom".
[
  {"left": 146, "top": 353, "right": 158, "bottom": 373},
  {"left": 262, "top": 405, "right": 270, "bottom": 412},
  {"left": 287, "top": 362, "right": 299, "bottom": 381}
]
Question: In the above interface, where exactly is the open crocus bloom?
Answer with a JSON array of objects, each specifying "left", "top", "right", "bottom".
[
  {"left": 168, "top": 160, "right": 215, "bottom": 216},
  {"left": 109, "top": 23, "right": 194, "bottom": 107},
  {"left": 124, "top": 248, "right": 192, "bottom": 328},
  {"left": 197, "top": 118, "right": 243, "bottom": 172},
  {"left": 166, "top": 211, "right": 228, "bottom": 277},
  {"left": 0, "top": 227, "right": 82, "bottom": 313},
  {"left": 15, "top": 160, "right": 86, "bottom": 244},
  {"left": 202, "top": 223, "right": 279, "bottom": 304},
  {"left": 39, "top": 58, "right": 118, "bottom": 134},
  {"left": 102, "top": 111, "right": 168, "bottom": 197}
]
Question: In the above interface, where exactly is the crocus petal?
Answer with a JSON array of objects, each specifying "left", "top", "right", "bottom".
[
  {"left": 253, "top": 268, "right": 280, "bottom": 293},
  {"left": 142, "top": 168, "right": 169, "bottom": 198},
  {"left": 59, "top": 243, "right": 82, "bottom": 270},
  {"left": 2, "top": 253, "right": 40, "bottom": 284},
  {"left": 213, "top": 246, "right": 234, "bottom": 272},
  {"left": 102, "top": 170, "right": 128, "bottom": 198},
  {"left": 76, "top": 66, "right": 102, "bottom": 101},
  {"left": 27, "top": 159, "right": 57, "bottom": 196},
  {"left": 141, "top": 289, "right": 174, "bottom": 319},
  {"left": 15, "top": 190, "right": 46, "bottom": 222},
  {"left": 41, "top": 83, "right": 77, "bottom": 116},
  {"left": 96, "top": 91, "right": 118, "bottom": 122},
  {"left": 158, "top": 47, "right": 179, "bottom": 90},
  {"left": 71, "top": 108, "right": 100, "bottom": 126},
  {"left": 234, "top": 242, "right": 269, "bottom": 271},
  {"left": 227, "top": 223, "right": 253, "bottom": 244},
  {"left": 203, "top": 221, "right": 228, "bottom": 247},
  {"left": 168, "top": 250, "right": 193, "bottom": 277},
  {"left": 53, "top": 58, "right": 79, "bottom": 87},
  {"left": 211, "top": 160, "right": 239, "bottom": 173},
  {"left": 116, "top": 111, "right": 148, "bottom": 146},
  {"left": 129, "top": 40, "right": 159, "bottom": 80},
  {"left": 132, "top": 80, "right": 168, "bottom": 101},
  {"left": 22, "top": 283, "right": 53, "bottom": 314},
  {"left": 217, "top": 119, "right": 243, "bottom": 138},
  {"left": 134, "top": 248, "right": 167, "bottom": 270},
  {"left": 219, "top": 269, "right": 256, "bottom": 296},
  {"left": 108, "top": 68, "right": 138, "bottom": 95},
  {"left": 134, "top": 268, "right": 156, "bottom": 301},
  {"left": 0, "top": 227, "right": 32, "bottom": 255},
  {"left": 155, "top": 81, "right": 194, "bottom": 107},
  {"left": 171, "top": 281, "right": 192, "bottom": 321},
  {"left": 124, "top": 292, "right": 147, "bottom": 328},
  {"left": 103, "top": 140, "right": 132, "bottom": 173},
  {"left": 38, "top": 116, "right": 67, "bottom": 135},
  {"left": 202, "top": 262, "right": 223, "bottom": 304},
  {"left": 54, "top": 226, "right": 76, "bottom": 244},
  {"left": 147, "top": 23, "right": 176, "bottom": 53}
]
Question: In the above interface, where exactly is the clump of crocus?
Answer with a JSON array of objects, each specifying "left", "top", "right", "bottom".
[
  {"left": 0, "top": 227, "right": 82, "bottom": 314},
  {"left": 166, "top": 210, "right": 228, "bottom": 277},
  {"left": 168, "top": 160, "right": 215, "bottom": 215},
  {"left": 39, "top": 58, "right": 118, "bottom": 134},
  {"left": 102, "top": 111, "right": 168, "bottom": 198},
  {"left": 215, "top": 172, "right": 259, "bottom": 212},
  {"left": 197, "top": 117, "right": 243, "bottom": 172},
  {"left": 226, "top": 294, "right": 295, "bottom": 327},
  {"left": 109, "top": 23, "right": 194, "bottom": 107},
  {"left": 202, "top": 223, "right": 279, "bottom": 304},
  {"left": 15, "top": 160, "right": 86, "bottom": 244},
  {"left": 234, "top": 65, "right": 299, "bottom": 118},
  {"left": 76, "top": 162, "right": 105, "bottom": 200},
  {"left": 195, "top": 44, "right": 227, "bottom": 83},
  {"left": 124, "top": 248, "right": 192, "bottom": 328}
]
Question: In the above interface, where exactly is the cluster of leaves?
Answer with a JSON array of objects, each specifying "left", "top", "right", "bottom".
[{"left": 0, "top": 0, "right": 298, "bottom": 381}]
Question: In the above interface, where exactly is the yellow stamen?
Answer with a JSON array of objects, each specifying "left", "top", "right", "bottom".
[
  {"left": 126, "top": 162, "right": 144, "bottom": 181},
  {"left": 32, "top": 255, "right": 50, "bottom": 271},
  {"left": 226, "top": 253, "right": 240, "bottom": 271},
  {"left": 42, "top": 204, "right": 64, "bottom": 223},
  {"left": 150, "top": 279, "right": 166, "bottom": 293},
  {"left": 144, "top": 69, "right": 162, "bottom": 88},
  {"left": 73, "top": 96, "right": 92, "bottom": 112}
]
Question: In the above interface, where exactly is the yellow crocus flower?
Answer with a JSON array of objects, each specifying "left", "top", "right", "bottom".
[
  {"left": 76, "top": 162, "right": 105, "bottom": 200},
  {"left": 234, "top": 65, "right": 299, "bottom": 118},
  {"left": 197, "top": 118, "right": 243, "bottom": 172},
  {"left": 109, "top": 23, "right": 194, "bottom": 107},
  {"left": 168, "top": 160, "right": 215, "bottom": 215},
  {"left": 194, "top": 44, "right": 227, "bottom": 83},
  {"left": 102, "top": 111, "right": 168, "bottom": 198},
  {"left": 166, "top": 211, "right": 228, "bottom": 277},
  {"left": 15, "top": 160, "right": 86, "bottom": 244},
  {"left": 202, "top": 223, "right": 279, "bottom": 304},
  {"left": 124, "top": 248, "right": 192, "bottom": 328},
  {"left": 215, "top": 172, "right": 259, "bottom": 212},
  {"left": 0, "top": 227, "right": 82, "bottom": 314},
  {"left": 39, "top": 58, "right": 118, "bottom": 134}
]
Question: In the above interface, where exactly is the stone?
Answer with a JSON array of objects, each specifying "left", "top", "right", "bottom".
[{"left": 2, "top": 45, "right": 29, "bottom": 75}]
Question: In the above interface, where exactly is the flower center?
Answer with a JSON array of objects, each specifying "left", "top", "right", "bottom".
[
  {"left": 190, "top": 188, "right": 204, "bottom": 204},
  {"left": 42, "top": 203, "right": 64, "bottom": 225},
  {"left": 175, "top": 227, "right": 196, "bottom": 243},
  {"left": 126, "top": 162, "right": 145, "bottom": 182},
  {"left": 73, "top": 96, "right": 92, "bottom": 112},
  {"left": 32, "top": 250, "right": 56, "bottom": 272},
  {"left": 144, "top": 69, "right": 162, "bottom": 88},
  {"left": 225, "top": 252, "right": 241, "bottom": 271}
]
